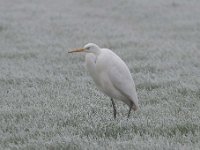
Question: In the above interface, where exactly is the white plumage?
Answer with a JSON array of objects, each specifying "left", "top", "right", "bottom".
[{"left": 69, "top": 43, "right": 139, "bottom": 118}]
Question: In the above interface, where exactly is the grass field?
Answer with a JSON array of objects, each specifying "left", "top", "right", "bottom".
[{"left": 0, "top": 0, "right": 200, "bottom": 149}]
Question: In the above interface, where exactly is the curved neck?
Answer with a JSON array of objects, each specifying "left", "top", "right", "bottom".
[{"left": 93, "top": 46, "right": 101, "bottom": 55}]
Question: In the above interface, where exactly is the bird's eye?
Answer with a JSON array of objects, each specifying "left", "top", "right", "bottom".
[{"left": 86, "top": 47, "right": 90, "bottom": 50}]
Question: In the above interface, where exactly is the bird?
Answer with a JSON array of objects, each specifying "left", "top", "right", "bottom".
[{"left": 68, "top": 43, "right": 139, "bottom": 118}]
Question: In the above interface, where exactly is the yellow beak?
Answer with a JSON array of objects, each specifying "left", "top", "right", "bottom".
[{"left": 68, "top": 48, "right": 85, "bottom": 53}]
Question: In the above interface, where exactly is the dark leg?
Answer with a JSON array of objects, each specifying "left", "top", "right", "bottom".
[
  {"left": 111, "top": 98, "right": 116, "bottom": 119},
  {"left": 127, "top": 101, "right": 133, "bottom": 118}
]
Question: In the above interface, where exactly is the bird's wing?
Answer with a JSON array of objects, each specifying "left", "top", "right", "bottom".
[{"left": 107, "top": 58, "right": 138, "bottom": 109}]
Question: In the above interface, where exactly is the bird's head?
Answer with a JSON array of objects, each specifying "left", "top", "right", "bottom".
[{"left": 68, "top": 43, "right": 101, "bottom": 54}]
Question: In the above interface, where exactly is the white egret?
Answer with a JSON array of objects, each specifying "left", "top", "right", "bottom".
[{"left": 68, "top": 43, "right": 139, "bottom": 118}]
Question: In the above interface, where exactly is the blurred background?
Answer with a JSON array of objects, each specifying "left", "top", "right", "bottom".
[{"left": 0, "top": 0, "right": 200, "bottom": 149}]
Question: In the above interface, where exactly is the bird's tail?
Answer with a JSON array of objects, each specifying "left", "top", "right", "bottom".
[
  {"left": 126, "top": 98, "right": 139, "bottom": 111},
  {"left": 132, "top": 102, "right": 139, "bottom": 111},
  {"left": 131, "top": 95, "right": 139, "bottom": 111},
  {"left": 122, "top": 89, "right": 139, "bottom": 111}
]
